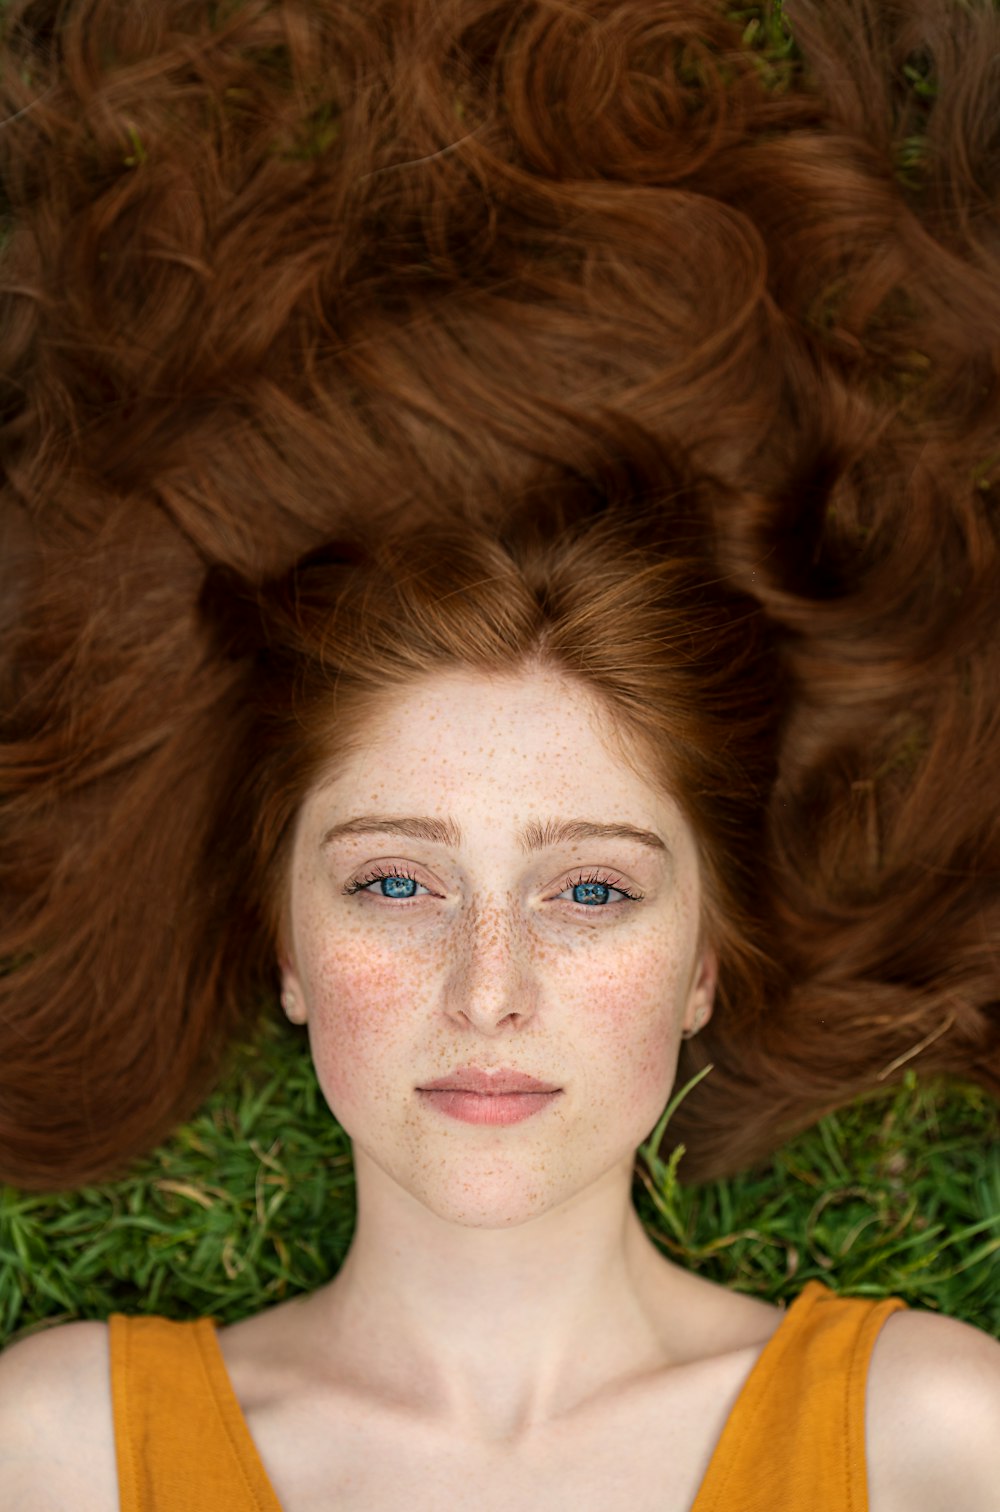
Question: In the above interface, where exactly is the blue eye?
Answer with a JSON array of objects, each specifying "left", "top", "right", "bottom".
[
  {"left": 559, "top": 871, "right": 643, "bottom": 907},
  {"left": 343, "top": 867, "right": 642, "bottom": 907},
  {"left": 343, "top": 867, "right": 426, "bottom": 900},
  {"left": 565, "top": 883, "right": 611, "bottom": 901}
]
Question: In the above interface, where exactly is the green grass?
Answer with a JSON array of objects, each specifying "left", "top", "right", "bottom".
[{"left": 2, "top": 1012, "right": 997, "bottom": 1346}]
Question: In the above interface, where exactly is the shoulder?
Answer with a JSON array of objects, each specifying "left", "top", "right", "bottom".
[
  {"left": 0, "top": 1319, "right": 118, "bottom": 1511},
  {"left": 866, "top": 1303, "right": 1000, "bottom": 1512}
]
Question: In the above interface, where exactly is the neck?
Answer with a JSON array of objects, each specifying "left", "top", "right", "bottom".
[{"left": 309, "top": 1145, "right": 686, "bottom": 1443}]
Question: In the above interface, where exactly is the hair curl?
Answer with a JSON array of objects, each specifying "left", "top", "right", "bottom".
[{"left": 1, "top": 0, "right": 998, "bottom": 1190}]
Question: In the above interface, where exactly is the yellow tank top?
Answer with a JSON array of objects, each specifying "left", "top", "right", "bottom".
[{"left": 109, "top": 1278, "right": 907, "bottom": 1511}]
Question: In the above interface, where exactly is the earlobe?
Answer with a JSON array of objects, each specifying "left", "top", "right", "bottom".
[
  {"left": 683, "top": 946, "right": 717, "bottom": 1039},
  {"left": 280, "top": 987, "right": 307, "bottom": 1024},
  {"left": 278, "top": 958, "right": 308, "bottom": 1024}
]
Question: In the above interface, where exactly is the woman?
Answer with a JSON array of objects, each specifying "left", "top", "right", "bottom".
[
  {"left": 1, "top": 0, "right": 999, "bottom": 1504},
  {"left": 3, "top": 483, "right": 1000, "bottom": 1510}
]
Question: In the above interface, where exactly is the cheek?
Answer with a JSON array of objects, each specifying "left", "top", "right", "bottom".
[
  {"left": 301, "top": 943, "right": 417, "bottom": 1117},
  {"left": 580, "top": 945, "right": 689, "bottom": 1106}
]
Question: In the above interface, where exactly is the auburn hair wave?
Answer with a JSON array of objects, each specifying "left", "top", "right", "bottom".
[{"left": 1, "top": 0, "right": 997, "bottom": 1189}]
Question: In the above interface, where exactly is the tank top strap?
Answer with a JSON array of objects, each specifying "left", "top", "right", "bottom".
[
  {"left": 109, "top": 1312, "right": 285, "bottom": 1512},
  {"left": 690, "top": 1279, "right": 908, "bottom": 1512}
]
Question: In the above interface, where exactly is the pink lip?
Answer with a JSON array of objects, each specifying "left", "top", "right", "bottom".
[
  {"left": 417, "top": 1089, "right": 562, "bottom": 1125},
  {"left": 418, "top": 1066, "right": 561, "bottom": 1094}
]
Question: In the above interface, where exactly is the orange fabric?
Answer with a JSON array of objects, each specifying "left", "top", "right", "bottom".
[
  {"left": 109, "top": 1311, "right": 283, "bottom": 1512},
  {"left": 689, "top": 1280, "right": 907, "bottom": 1512},
  {"left": 109, "top": 1278, "right": 907, "bottom": 1511}
]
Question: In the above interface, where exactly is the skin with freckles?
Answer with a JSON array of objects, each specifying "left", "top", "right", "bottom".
[
  {"left": 279, "top": 666, "right": 718, "bottom": 1237},
  {"left": 226, "top": 660, "right": 796, "bottom": 1494}
]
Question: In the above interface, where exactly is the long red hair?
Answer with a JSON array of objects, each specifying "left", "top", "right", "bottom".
[{"left": 1, "top": 0, "right": 997, "bottom": 1189}]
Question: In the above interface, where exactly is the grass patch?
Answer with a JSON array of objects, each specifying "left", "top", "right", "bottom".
[{"left": 2, "top": 1013, "right": 997, "bottom": 1345}]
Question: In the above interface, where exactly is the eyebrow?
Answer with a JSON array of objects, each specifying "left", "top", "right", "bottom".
[{"left": 320, "top": 814, "right": 669, "bottom": 856}]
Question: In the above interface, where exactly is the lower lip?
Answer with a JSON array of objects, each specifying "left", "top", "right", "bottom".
[{"left": 417, "top": 1089, "right": 562, "bottom": 1125}]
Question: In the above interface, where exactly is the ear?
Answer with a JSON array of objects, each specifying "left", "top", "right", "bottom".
[
  {"left": 278, "top": 954, "right": 308, "bottom": 1025},
  {"left": 683, "top": 944, "right": 718, "bottom": 1036}
]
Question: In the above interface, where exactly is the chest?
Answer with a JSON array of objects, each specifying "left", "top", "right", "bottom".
[{"left": 234, "top": 1347, "right": 762, "bottom": 1512}]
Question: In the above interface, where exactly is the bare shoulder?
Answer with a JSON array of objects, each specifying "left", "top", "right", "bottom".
[
  {"left": 866, "top": 1304, "right": 1000, "bottom": 1512},
  {"left": 0, "top": 1319, "right": 118, "bottom": 1511}
]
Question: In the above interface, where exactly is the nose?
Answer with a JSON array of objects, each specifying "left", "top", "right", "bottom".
[{"left": 443, "top": 899, "right": 539, "bottom": 1032}]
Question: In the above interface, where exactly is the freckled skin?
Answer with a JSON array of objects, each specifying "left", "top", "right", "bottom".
[{"left": 281, "top": 667, "right": 717, "bottom": 1231}]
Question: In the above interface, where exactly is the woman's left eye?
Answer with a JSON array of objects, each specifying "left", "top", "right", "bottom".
[
  {"left": 343, "top": 868, "right": 642, "bottom": 907},
  {"left": 556, "top": 872, "right": 643, "bottom": 907}
]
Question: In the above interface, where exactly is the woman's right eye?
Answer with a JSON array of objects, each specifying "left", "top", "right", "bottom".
[{"left": 343, "top": 868, "right": 430, "bottom": 900}]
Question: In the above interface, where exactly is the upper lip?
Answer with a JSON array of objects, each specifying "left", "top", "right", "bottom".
[{"left": 418, "top": 1066, "right": 561, "bottom": 1095}]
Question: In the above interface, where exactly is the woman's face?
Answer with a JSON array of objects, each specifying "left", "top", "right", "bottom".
[{"left": 280, "top": 667, "right": 717, "bottom": 1229}]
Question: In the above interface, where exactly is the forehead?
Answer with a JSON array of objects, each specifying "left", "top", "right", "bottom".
[{"left": 302, "top": 667, "right": 682, "bottom": 840}]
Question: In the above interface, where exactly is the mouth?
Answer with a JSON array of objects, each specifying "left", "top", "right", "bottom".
[
  {"left": 417, "top": 1065, "right": 562, "bottom": 1096},
  {"left": 416, "top": 1086, "right": 562, "bottom": 1126}
]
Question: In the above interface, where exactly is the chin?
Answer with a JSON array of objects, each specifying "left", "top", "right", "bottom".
[
  {"left": 413, "top": 1173, "right": 570, "bottom": 1230},
  {"left": 429, "top": 1196, "right": 558, "bottom": 1230}
]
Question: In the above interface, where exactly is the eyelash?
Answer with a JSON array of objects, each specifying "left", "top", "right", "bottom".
[{"left": 342, "top": 866, "right": 643, "bottom": 908}]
